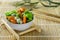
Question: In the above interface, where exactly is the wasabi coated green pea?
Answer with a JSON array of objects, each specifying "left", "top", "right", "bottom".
[
  {"left": 17, "top": 19, "right": 20, "bottom": 24},
  {"left": 16, "top": 18, "right": 22, "bottom": 24},
  {"left": 11, "top": 10, "right": 17, "bottom": 13},
  {"left": 15, "top": 17, "right": 19, "bottom": 20}
]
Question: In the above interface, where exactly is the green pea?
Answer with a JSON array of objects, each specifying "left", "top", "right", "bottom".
[
  {"left": 11, "top": 10, "right": 17, "bottom": 13},
  {"left": 23, "top": 10, "right": 33, "bottom": 22},
  {"left": 29, "top": 18, "right": 32, "bottom": 21},
  {"left": 11, "top": 13, "right": 16, "bottom": 16},
  {"left": 5, "top": 12, "right": 11, "bottom": 16},
  {"left": 16, "top": 14, "right": 20, "bottom": 17}
]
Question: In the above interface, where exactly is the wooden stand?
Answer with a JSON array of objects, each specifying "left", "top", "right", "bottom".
[{"left": 1, "top": 18, "right": 41, "bottom": 40}]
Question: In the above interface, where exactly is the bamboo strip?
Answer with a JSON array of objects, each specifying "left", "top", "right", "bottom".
[
  {"left": 0, "top": 21, "right": 16, "bottom": 40},
  {"left": 1, "top": 19, "right": 19, "bottom": 40},
  {"left": 0, "top": 35, "right": 16, "bottom": 40},
  {"left": 0, "top": 24, "right": 11, "bottom": 36}
]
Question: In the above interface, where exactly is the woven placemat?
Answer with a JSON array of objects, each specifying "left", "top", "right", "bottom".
[
  {"left": 1, "top": 2, "right": 60, "bottom": 40},
  {"left": 0, "top": 24, "right": 16, "bottom": 40}
]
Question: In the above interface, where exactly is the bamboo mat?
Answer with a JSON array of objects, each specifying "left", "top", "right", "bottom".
[
  {"left": 0, "top": 24, "right": 16, "bottom": 40},
  {"left": 37, "top": 3, "right": 60, "bottom": 17},
  {"left": 19, "top": 16, "right": 60, "bottom": 40},
  {"left": 19, "top": 9, "right": 60, "bottom": 40},
  {"left": 0, "top": 2, "right": 60, "bottom": 40},
  {"left": 0, "top": 17, "right": 60, "bottom": 40}
]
